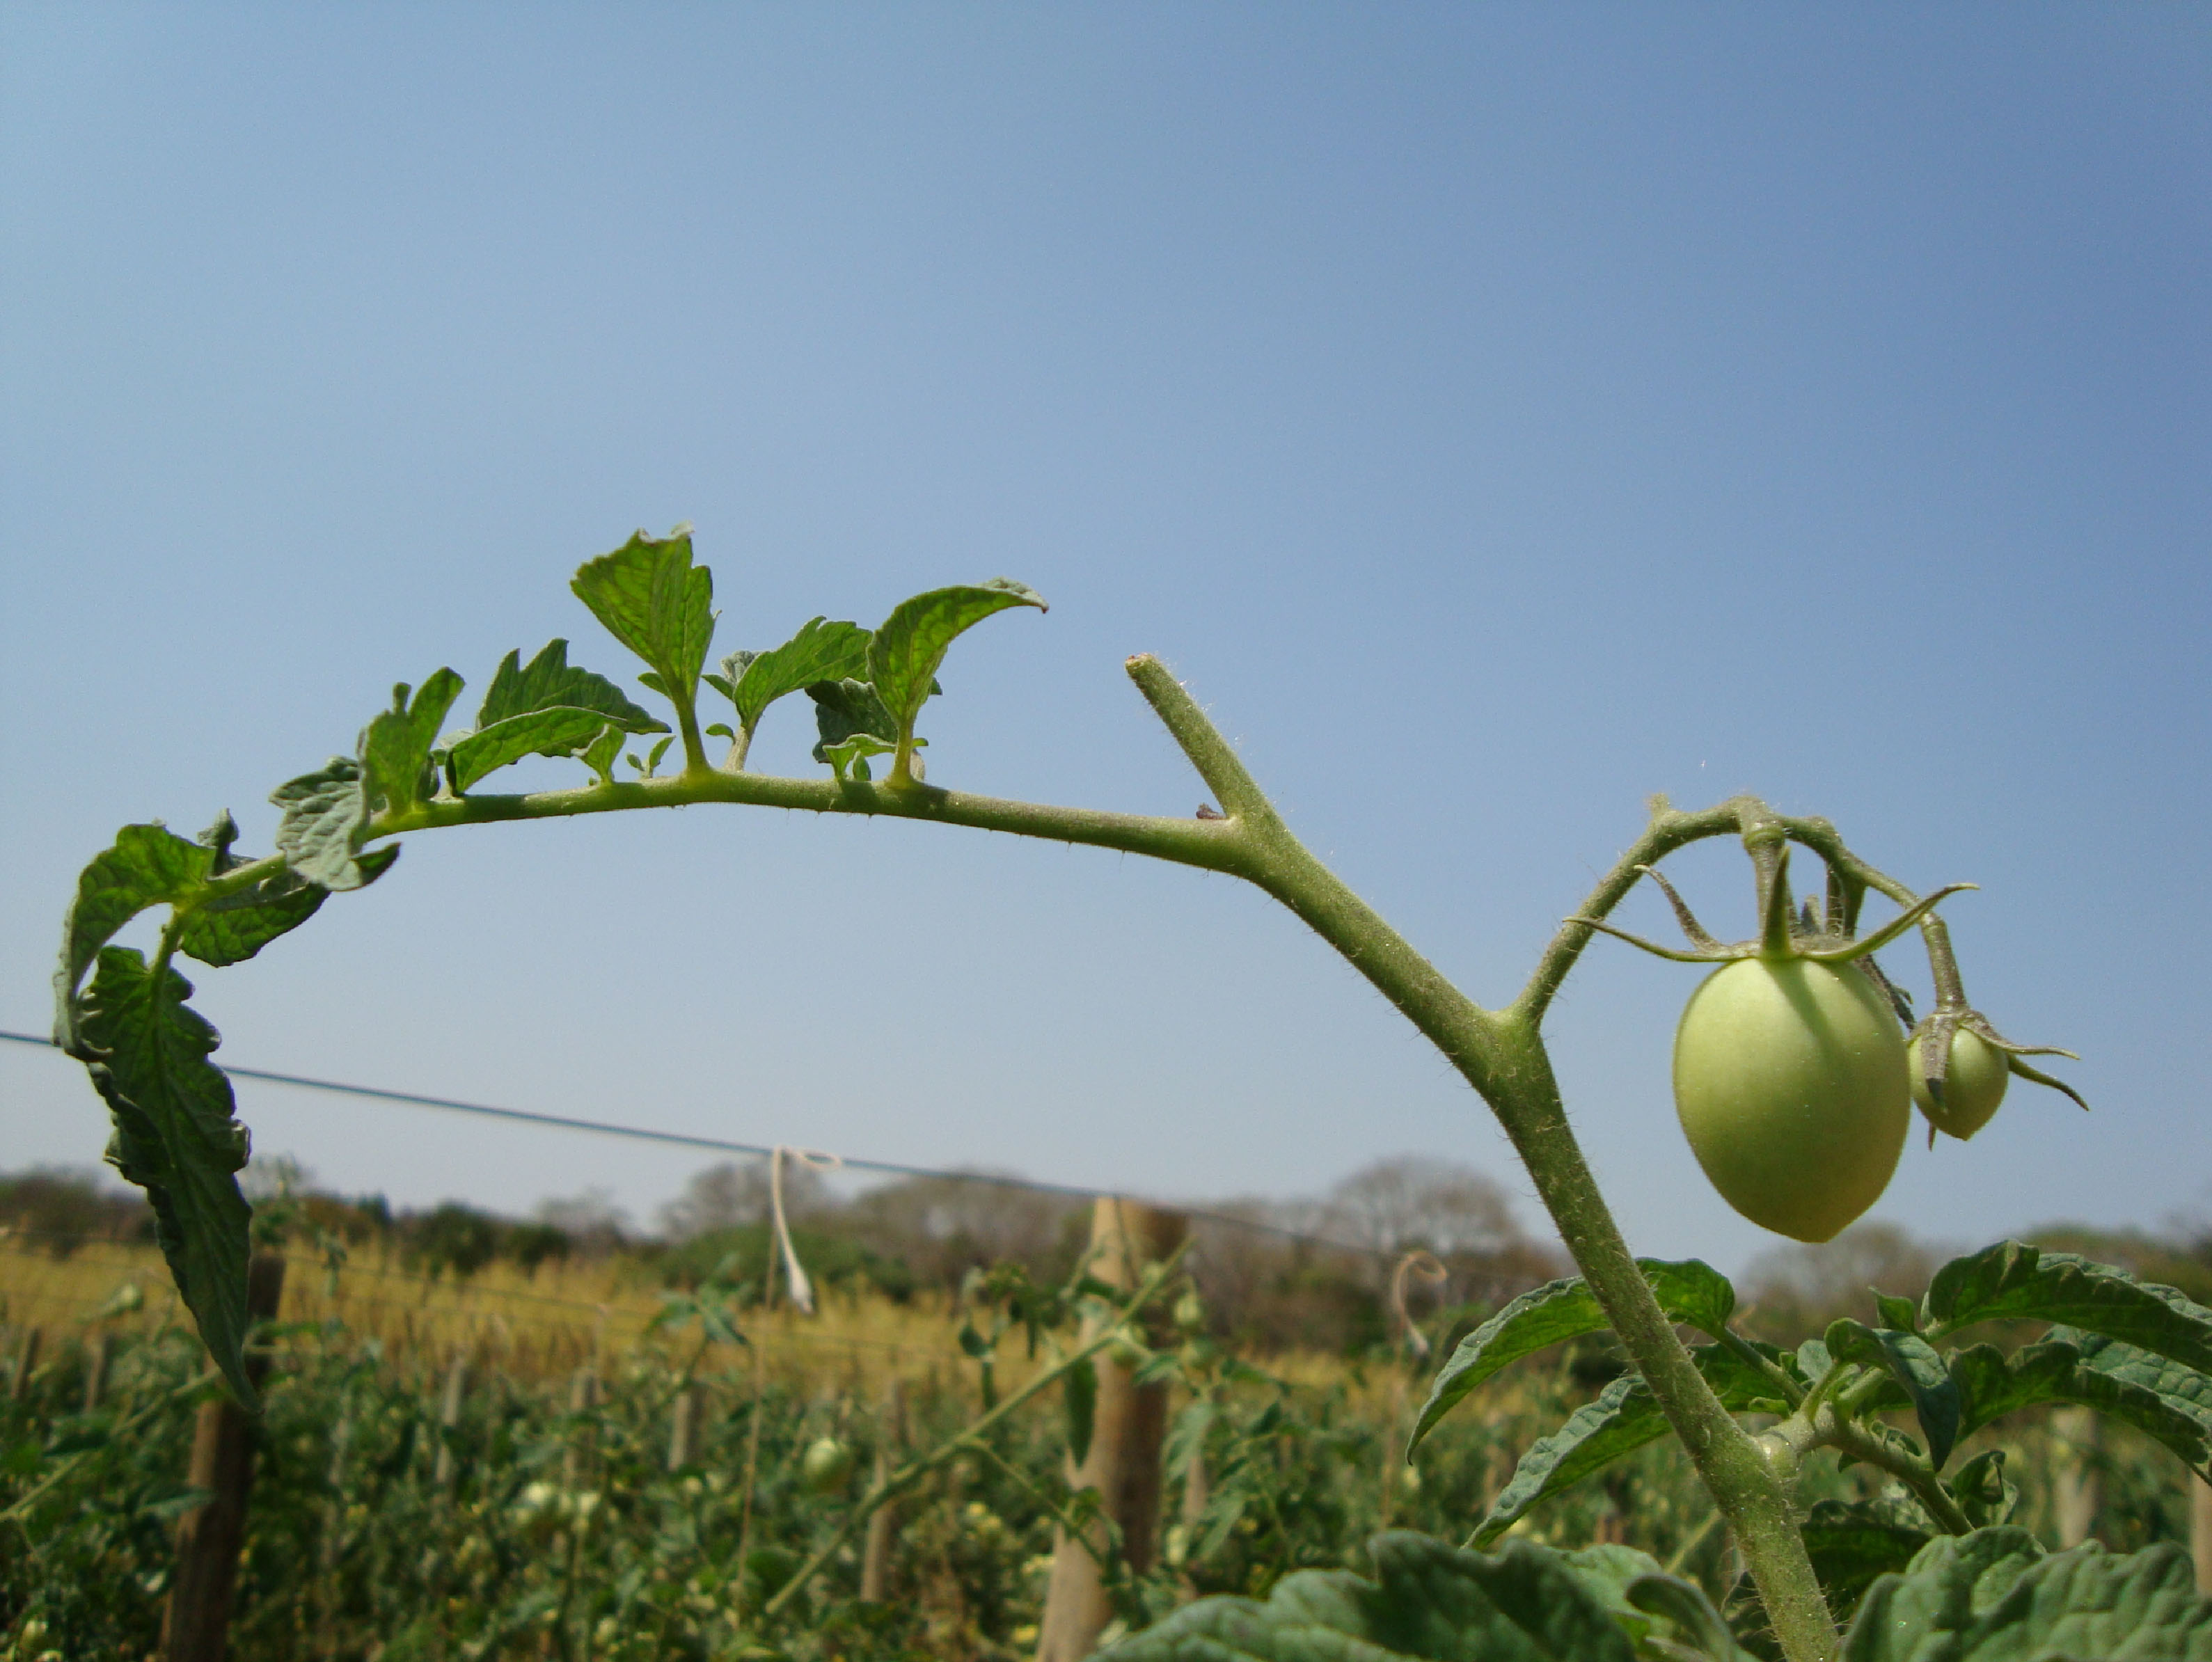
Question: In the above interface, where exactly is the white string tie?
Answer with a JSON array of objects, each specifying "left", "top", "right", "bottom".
[
  {"left": 770, "top": 1145, "right": 844, "bottom": 1316},
  {"left": 1389, "top": 1249, "right": 1448, "bottom": 1359}
]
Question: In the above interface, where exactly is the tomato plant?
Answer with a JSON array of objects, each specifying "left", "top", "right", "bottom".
[{"left": 52, "top": 524, "right": 2193, "bottom": 1662}]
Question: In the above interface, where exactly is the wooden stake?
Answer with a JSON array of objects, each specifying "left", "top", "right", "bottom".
[
  {"left": 2193, "top": 1475, "right": 2212, "bottom": 1594},
  {"left": 667, "top": 1384, "right": 704, "bottom": 1473},
  {"left": 1036, "top": 1198, "right": 1187, "bottom": 1662},
  {"left": 2051, "top": 1407, "right": 2102, "bottom": 1549},
  {"left": 860, "top": 1377, "right": 908, "bottom": 1602},
  {"left": 8, "top": 1328, "right": 41, "bottom": 1402},
  {"left": 317, "top": 1384, "right": 354, "bottom": 1658},
  {"left": 433, "top": 1355, "right": 470, "bottom": 1490},
  {"left": 1377, "top": 1373, "right": 1408, "bottom": 1532},
  {"left": 562, "top": 1366, "right": 599, "bottom": 1488},
  {"left": 81, "top": 1331, "right": 111, "bottom": 1413},
  {"left": 161, "top": 1253, "right": 287, "bottom": 1662}
]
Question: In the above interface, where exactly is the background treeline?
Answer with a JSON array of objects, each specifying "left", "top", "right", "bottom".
[
  {"left": 7, "top": 1158, "right": 2210, "bottom": 1357},
  {"left": 0, "top": 1156, "right": 1569, "bottom": 1354}
]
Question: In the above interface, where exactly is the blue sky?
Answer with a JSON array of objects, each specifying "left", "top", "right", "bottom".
[{"left": 3, "top": 6, "right": 2205, "bottom": 1274}]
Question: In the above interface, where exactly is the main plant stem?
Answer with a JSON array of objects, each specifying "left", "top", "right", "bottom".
[{"left": 365, "top": 658, "right": 1840, "bottom": 1659}]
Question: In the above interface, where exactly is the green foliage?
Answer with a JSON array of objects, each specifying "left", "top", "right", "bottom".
[
  {"left": 705, "top": 617, "right": 871, "bottom": 753},
  {"left": 69, "top": 948, "right": 255, "bottom": 1405},
  {"left": 1841, "top": 1529, "right": 2212, "bottom": 1661},
  {"left": 1106, "top": 1532, "right": 1735, "bottom": 1661},
  {"left": 1115, "top": 1519, "right": 2212, "bottom": 1662},
  {"left": 1409, "top": 1260, "right": 1737, "bottom": 1457},
  {"left": 54, "top": 823, "right": 216, "bottom": 1038},
  {"left": 1790, "top": 1498, "right": 1930, "bottom": 1625},
  {"left": 176, "top": 868, "right": 327, "bottom": 967},
  {"left": 1409, "top": 1234, "right": 2212, "bottom": 1637},
  {"left": 1946, "top": 1338, "right": 2209, "bottom": 1469},
  {"left": 1471, "top": 1343, "right": 1790, "bottom": 1549},
  {"left": 569, "top": 525, "right": 717, "bottom": 707},
  {"left": 476, "top": 637, "right": 665, "bottom": 734},
  {"left": 1824, "top": 1320, "right": 1961, "bottom": 1469},
  {"left": 360, "top": 672, "right": 465, "bottom": 821},
  {"left": 866, "top": 580, "right": 1046, "bottom": 781},
  {"left": 1924, "top": 1241, "right": 2212, "bottom": 1375},
  {"left": 271, "top": 758, "right": 399, "bottom": 892},
  {"left": 445, "top": 639, "right": 666, "bottom": 791}
]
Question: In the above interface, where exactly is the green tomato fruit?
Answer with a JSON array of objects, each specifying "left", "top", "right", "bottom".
[
  {"left": 800, "top": 1436, "right": 854, "bottom": 1493},
  {"left": 1672, "top": 958, "right": 1910, "bottom": 1244},
  {"left": 1910, "top": 1025, "right": 2009, "bottom": 1141}
]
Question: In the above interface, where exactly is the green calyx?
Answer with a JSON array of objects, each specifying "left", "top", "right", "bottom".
[{"left": 1568, "top": 843, "right": 1970, "bottom": 972}]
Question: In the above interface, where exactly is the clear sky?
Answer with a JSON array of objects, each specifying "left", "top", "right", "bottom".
[{"left": 2, "top": 6, "right": 2205, "bottom": 1274}]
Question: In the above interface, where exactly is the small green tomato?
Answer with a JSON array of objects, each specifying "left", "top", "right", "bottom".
[
  {"left": 1910, "top": 1024, "right": 2009, "bottom": 1141},
  {"left": 1672, "top": 958, "right": 1909, "bottom": 1244},
  {"left": 800, "top": 1435, "right": 854, "bottom": 1492}
]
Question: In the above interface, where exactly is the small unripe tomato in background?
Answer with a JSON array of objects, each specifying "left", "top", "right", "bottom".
[
  {"left": 800, "top": 1436, "right": 854, "bottom": 1492},
  {"left": 1911, "top": 1025, "right": 2009, "bottom": 1141},
  {"left": 1172, "top": 1290, "right": 1206, "bottom": 1333},
  {"left": 1672, "top": 958, "right": 1909, "bottom": 1243}
]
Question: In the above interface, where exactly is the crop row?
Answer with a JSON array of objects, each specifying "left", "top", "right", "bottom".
[{"left": 0, "top": 1242, "right": 2196, "bottom": 1660}]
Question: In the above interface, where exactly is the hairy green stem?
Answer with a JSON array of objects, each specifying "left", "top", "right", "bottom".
[
  {"left": 759, "top": 1252, "right": 1183, "bottom": 1622},
  {"left": 358, "top": 673, "right": 1841, "bottom": 1658}
]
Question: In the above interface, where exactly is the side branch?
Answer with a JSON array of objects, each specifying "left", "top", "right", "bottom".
[
  {"left": 375, "top": 770, "right": 1249, "bottom": 875},
  {"left": 1123, "top": 655, "right": 1276, "bottom": 825},
  {"left": 1515, "top": 798, "right": 1753, "bottom": 1027}
]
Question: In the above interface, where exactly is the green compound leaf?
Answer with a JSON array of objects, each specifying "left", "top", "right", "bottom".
[
  {"left": 54, "top": 823, "right": 216, "bottom": 1047},
  {"left": 176, "top": 869, "right": 327, "bottom": 968},
  {"left": 723, "top": 619, "right": 873, "bottom": 742},
  {"left": 448, "top": 707, "right": 613, "bottom": 793},
  {"left": 1826, "top": 1320, "right": 1962, "bottom": 1470},
  {"left": 1925, "top": 1240, "right": 2212, "bottom": 1375},
  {"left": 1945, "top": 1338, "right": 2209, "bottom": 1473},
  {"left": 477, "top": 638, "right": 666, "bottom": 734},
  {"left": 360, "top": 672, "right": 464, "bottom": 821},
  {"left": 1471, "top": 1344, "right": 1778, "bottom": 1548},
  {"left": 1103, "top": 1531, "right": 1698, "bottom": 1662},
  {"left": 867, "top": 580, "right": 1045, "bottom": 773},
  {"left": 73, "top": 947, "right": 255, "bottom": 1407},
  {"left": 1839, "top": 1528, "right": 2212, "bottom": 1661},
  {"left": 570, "top": 526, "right": 716, "bottom": 701},
  {"left": 449, "top": 640, "right": 667, "bottom": 792},
  {"left": 1408, "top": 1258, "right": 1739, "bottom": 1457},
  {"left": 1796, "top": 1498, "right": 1931, "bottom": 1625},
  {"left": 271, "top": 759, "right": 400, "bottom": 893}
]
